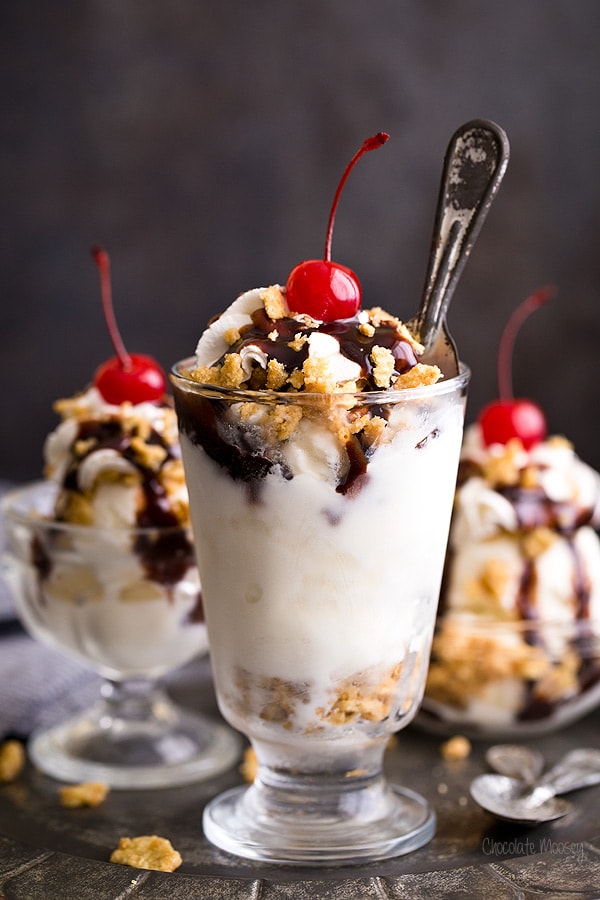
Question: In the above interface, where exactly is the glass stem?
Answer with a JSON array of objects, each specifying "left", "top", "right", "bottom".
[{"left": 98, "top": 679, "right": 172, "bottom": 729}]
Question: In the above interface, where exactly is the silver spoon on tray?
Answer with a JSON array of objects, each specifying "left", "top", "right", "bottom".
[
  {"left": 471, "top": 747, "right": 600, "bottom": 825},
  {"left": 408, "top": 119, "right": 510, "bottom": 377}
]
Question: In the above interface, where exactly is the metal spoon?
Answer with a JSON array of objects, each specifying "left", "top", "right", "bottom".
[
  {"left": 485, "top": 744, "right": 545, "bottom": 785},
  {"left": 408, "top": 119, "right": 510, "bottom": 377},
  {"left": 471, "top": 748, "right": 600, "bottom": 824}
]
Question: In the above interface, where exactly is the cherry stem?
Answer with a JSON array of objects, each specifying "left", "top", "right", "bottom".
[
  {"left": 91, "top": 244, "right": 132, "bottom": 370},
  {"left": 323, "top": 132, "right": 389, "bottom": 261},
  {"left": 497, "top": 284, "right": 556, "bottom": 400}
]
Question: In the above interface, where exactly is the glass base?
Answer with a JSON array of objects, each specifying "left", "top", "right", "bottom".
[
  {"left": 28, "top": 682, "right": 241, "bottom": 789},
  {"left": 203, "top": 774, "right": 436, "bottom": 865}
]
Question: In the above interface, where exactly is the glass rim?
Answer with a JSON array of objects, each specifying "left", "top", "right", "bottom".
[
  {"left": 1, "top": 480, "right": 193, "bottom": 537},
  {"left": 170, "top": 358, "right": 470, "bottom": 404}
]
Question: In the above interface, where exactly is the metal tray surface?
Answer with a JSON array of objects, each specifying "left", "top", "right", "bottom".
[{"left": 1, "top": 660, "right": 599, "bottom": 898}]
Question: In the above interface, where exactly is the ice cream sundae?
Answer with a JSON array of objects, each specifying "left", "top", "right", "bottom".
[
  {"left": 1, "top": 247, "right": 241, "bottom": 788},
  {"left": 5, "top": 247, "right": 206, "bottom": 679},
  {"left": 171, "top": 129, "right": 476, "bottom": 862},
  {"left": 422, "top": 287, "right": 600, "bottom": 735}
]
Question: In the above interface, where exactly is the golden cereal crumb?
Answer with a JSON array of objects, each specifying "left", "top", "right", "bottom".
[
  {"left": 482, "top": 438, "right": 525, "bottom": 486},
  {"left": 74, "top": 436, "right": 97, "bottom": 458},
  {"left": 110, "top": 835, "right": 182, "bottom": 872},
  {"left": 394, "top": 363, "right": 441, "bottom": 389},
  {"left": 370, "top": 345, "right": 396, "bottom": 389},
  {"left": 54, "top": 491, "right": 95, "bottom": 525},
  {"left": 59, "top": 781, "right": 109, "bottom": 808},
  {"left": 288, "top": 332, "right": 309, "bottom": 352},
  {"left": 130, "top": 436, "right": 167, "bottom": 471},
  {"left": 533, "top": 650, "right": 579, "bottom": 702},
  {"left": 269, "top": 405, "right": 304, "bottom": 440},
  {"left": 239, "top": 746, "right": 258, "bottom": 782},
  {"left": 266, "top": 359, "right": 288, "bottom": 390},
  {"left": 288, "top": 368, "right": 305, "bottom": 390},
  {"left": 261, "top": 285, "right": 287, "bottom": 319},
  {"left": 0, "top": 740, "right": 25, "bottom": 782},
  {"left": 268, "top": 329, "right": 279, "bottom": 341},
  {"left": 365, "top": 306, "right": 399, "bottom": 328},
  {"left": 358, "top": 321, "right": 375, "bottom": 337},
  {"left": 302, "top": 355, "right": 337, "bottom": 393},
  {"left": 351, "top": 414, "right": 386, "bottom": 447},
  {"left": 522, "top": 527, "right": 558, "bottom": 559},
  {"left": 189, "top": 364, "right": 221, "bottom": 385},
  {"left": 440, "top": 735, "right": 472, "bottom": 762},
  {"left": 119, "top": 580, "right": 165, "bottom": 603},
  {"left": 426, "top": 620, "right": 551, "bottom": 709},
  {"left": 318, "top": 663, "right": 402, "bottom": 725},
  {"left": 218, "top": 353, "right": 247, "bottom": 388},
  {"left": 520, "top": 465, "right": 540, "bottom": 489},
  {"left": 474, "top": 558, "right": 512, "bottom": 605},
  {"left": 223, "top": 326, "right": 241, "bottom": 346}
]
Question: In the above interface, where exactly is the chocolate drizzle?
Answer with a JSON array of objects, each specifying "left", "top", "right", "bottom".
[
  {"left": 37, "top": 409, "right": 199, "bottom": 597},
  {"left": 498, "top": 484, "right": 596, "bottom": 533},
  {"left": 61, "top": 416, "right": 181, "bottom": 529},
  {"left": 174, "top": 390, "right": 292, "bottom": 503},
  {"left": 175, "top": 308, "right": 426, "bottom": 497},
  {"left": 224, "top": 308, "right": 419, "bottom": 391}
]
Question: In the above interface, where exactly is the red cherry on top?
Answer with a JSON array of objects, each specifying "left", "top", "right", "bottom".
[
  {"left": 91, "top": 245, "right": 167, "bottom": 405},
  {"left": 285, "top": 132, "right": 389, "bottom": 321},
  {"left": 479, "top": 399, "right": 547, "bottom": 451},
  {"left": 478, "top": 285, "right": 556, "bottom": 450}
]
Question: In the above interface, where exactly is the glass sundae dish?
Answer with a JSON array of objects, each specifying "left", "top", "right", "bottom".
[
  {"left": 421, "top": 288, "right": 600, "bottom": 737},
  {"left": 169, "top": 131, "right": 488, "bottom": 863},
  {"left": 1, "top": 248, "right": 239, "bottom": 788}
]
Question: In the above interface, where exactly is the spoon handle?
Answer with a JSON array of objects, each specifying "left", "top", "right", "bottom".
[
  {"left": 537, "top": 748, "right": 600, "bottom": 797},
  {"left": 416, "top": 119, "right": 510, "bottom": 351}
]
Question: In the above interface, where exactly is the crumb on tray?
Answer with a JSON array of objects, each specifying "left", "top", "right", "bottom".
[
  {"left": 109, "top": 835, "right": 182, "bottom": 872},
  {"left": 0, "top": 740, "right": 25, "bottom": 782},
  {"left": 59, "top": 781, "right": 109, "bottom": 808}
]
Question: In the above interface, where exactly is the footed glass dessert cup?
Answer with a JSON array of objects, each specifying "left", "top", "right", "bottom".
[
  {"left": 1, "top": 480, "right": 240, "bottom": 789},
  {"left": 171, "top": 361, "right": 470, "bottom": 864}
]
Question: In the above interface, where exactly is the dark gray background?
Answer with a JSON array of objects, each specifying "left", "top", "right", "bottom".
[{"left": 2, "top": 1, "right": 599, "bottom": 481}]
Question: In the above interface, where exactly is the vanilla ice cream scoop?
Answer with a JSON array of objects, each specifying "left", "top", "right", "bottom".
[{"left": 44, "top": 386, "right": 189, "bottom": 529}]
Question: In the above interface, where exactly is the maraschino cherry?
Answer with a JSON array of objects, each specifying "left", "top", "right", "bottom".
[
  {"left": 91, "top": 245, "right": 167, "bottom": 405},
  {"left": 285, "top": 132, "right": 389, "bottom": 321},
  {"left": 478, "top": 285, "right": 556, "bottom": 450}
]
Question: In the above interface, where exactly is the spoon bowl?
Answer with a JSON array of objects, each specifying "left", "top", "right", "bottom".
[
  {"left": 485, "top": 744, "right": 545, "bottom": 785},
  {"left": 409, "top": 119, "right": 510, "bottom": 377},
  {"left": 470, "top": 773, "right": 572, "bottom": 825}
]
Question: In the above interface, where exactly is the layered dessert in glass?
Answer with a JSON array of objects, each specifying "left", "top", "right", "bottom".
[
  {"left": 172, "top": 280, "right": 469, "bottom": 861},
  {"left": 421, "top": 423, "right": 600, "bottom": 736},
  {"left": 421, "top": 286, "right": 600, "bottom": 736},
  {"left": 1, "top": 247, "right": 239, "bottom": 787}
]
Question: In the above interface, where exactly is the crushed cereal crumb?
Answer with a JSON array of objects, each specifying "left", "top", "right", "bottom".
[
  {"left": 110, "top": 835, "right": 182, "bottom": 872},
  {"left": 59, "top": 781, "right": 109, "bottom": 808},
  {"left": 440, "top": 735, "right": 472, "bottom": 762},
  {"left": 0, "top": 740, "right": 25, "bottom": 782},
  {"left": 261, "top": 285, "right": 287, "bottom": 320},
  {"left": 239, "top": 746, "right": 258, "bottom": 783}
]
